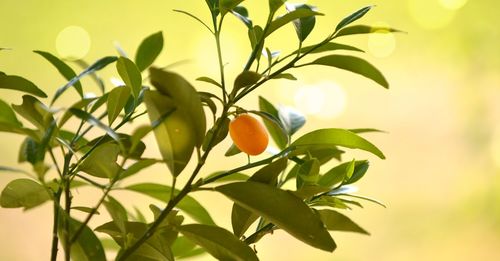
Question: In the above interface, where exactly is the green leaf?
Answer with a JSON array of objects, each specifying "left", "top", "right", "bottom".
[
  {"left": 0, "top": 99, "right": 22, "bottom": 127},
  {"left": 116, "top": 56, "right": 142, "bottom": 99},
  {"left": 198, "top": 92, "right": 218, "bottom": 119},
  {"left": 315, "top": 209, "right": 369, "bottom": 235},
  {"left": 336, "top": 25, "right": 403, "bottom": 38},
  {"left": 196, "top": 76, "right": 222, "bottom": 88},
  {"left": 225, "top": 143, "right": 242, "bottom": 157},
  {"left": 78, "top": 143, "right": 122, "bottom": 179},
  {"left": 309, "top": 55, "right": 389, "bottom": 88},
  {"left": 104, "top": 195, "right": 128, "bottom": 235},
  {"left": 278, "top": 106, "right": 305, "bottom": 136},
  {"left": 33, "top": 50, "right": 83, "bottom": 97},
  {"left": 135, "top": 31, "right": 164, "bottom": 72},
  {"left": 334, "top": 193, "right": 386, "bottom": 208},
  {"left": 202, "top": 117, "right": 229, "bottom": 151},
  {"left": 178, "top": 224, "right": 258, "bottom": 261},
  {"left": 119, "top": 158, "right": 161, "bottom": 181},
  {"left": 286, "top": 3, "right": 317, "bottom": 42},
  {"left": 171, "top": 236, "right": 205, "bottom": 259},
  {"left": 0, "top": 73, "right": 47, "bottom": 98},
  {"left": 219, "top": 0, "right": 244, "bottom": 16},
  {"left": 335, "top": 6, "right": 373, "bottom": 32},
  {"left": 0, "top": 178, "right": 51, "bottom": 209},
  {"left": 292, "top": 42, "right": 364, "bottom": 55},
  {"left": 266, "top": 8, "right": 323, "bottom": 37},
  {"left": 0, "top": 166, "right": 31, "bottom": 175},
  {"left": 319, "top": 160, "right": 369, "bottom": 187},
  {"left": 61, "top": 215, "right": 107, "bottom": 261},
  {"left": 12, "top": 95, "right": 53, "bottom": 130},
  {"left": 204, "top": 172, "right": 249, "bottom": 183},
  {"left": 216, "top": 181, "right": 336, "bottom": 252},
  {"left": 231, "top": 6, "right": 252, "bottom": 28},
  {"left": 344, "top": 159, "right": 356, "bottom": 180},
  {"left": 52, "top": 56, "right": 118, "bottom": 105},
  {"left": 149, "top": 68, "right": 206, "bottom": 147},
  {"left": 232, "top": 158, "right": 287, "bottom": 237},
  {"left": 69, "top": 108, "right": 122, "bottom": 148},
  {"left": 269, "top": 0, "right": 286, "bottom": 13},
  {"left": 107, "top": 86, "right": 131, "bottom": 125},
  {"left": 205, "top": 0, "right": 220, "bottom": 17},
  {"left": 232, "top": 71, "right": 261, "bottom": 96},
  {"left": 58, "top": 98, "right": 97, "bottom": 128},
  {"left": 296, "top": 158, "right": 320, "bottom": 189},
  {"left": 258, "top": 96, "right": 288, "bottom": 149},
  {"left": 72, "top": 206, "right": 99, "bottom": 215},
  {"left": 273, "top": 73, "right": 297, "bottom": 80},
  {"left": 349, "top": 128, "right": 386, "bottom": 134},
  {"left": 250, "top": 110, "right": 288, "bottom": 150},
  {"left": 126, "top": 183, "right": 215, "bottom": 225},
  {"left": 173, "top": 9, "right": 214, "bottom": 33},
  {"left": 96, "top": 221, "right": 175, "bottom": 261}
]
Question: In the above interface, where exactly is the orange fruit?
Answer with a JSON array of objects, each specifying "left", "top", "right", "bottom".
[{"left": 229, "top": 114, "right": 269, "bottom": 155}]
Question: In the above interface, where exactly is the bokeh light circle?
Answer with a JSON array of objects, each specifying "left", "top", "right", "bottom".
[
  {"left": 294, "top": 81, "right": 346, "bottom": 119},
  {"left": 439, "top": 0, "right": 468, "bottom": 10},
  {"left": 408, "top": 0, "right": 456, "bottom": 30},
  {"left": 56, "top": 26, "right": 91, "bottom": 61}
]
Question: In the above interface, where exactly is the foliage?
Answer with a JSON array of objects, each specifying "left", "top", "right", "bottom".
[{"left": 0, "top": 1, "right": 400, "bottom": 260}]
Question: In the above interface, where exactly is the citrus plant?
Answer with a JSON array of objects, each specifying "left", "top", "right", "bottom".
[{"left": 0, "top": 1, "right": 400, "bottom": 260}]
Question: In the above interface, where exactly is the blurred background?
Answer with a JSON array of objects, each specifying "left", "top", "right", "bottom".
[{"left": 1, "top": 0, "right": 499, "bottom": 260}]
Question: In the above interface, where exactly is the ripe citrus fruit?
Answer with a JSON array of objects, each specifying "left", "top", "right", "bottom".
[{"left": 229, "top": 114, "right": 269, "bottom": 155}]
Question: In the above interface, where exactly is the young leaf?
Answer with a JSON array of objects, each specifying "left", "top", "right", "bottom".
[
  {"left": 292, "top": 128, "right": 385, "bottom": 159},
  {"left": 116, "top": 56, "right": 142, "bottom": 99},
  {"left": 335, "top": 25, "right": 403, "bottom": 38},
  {"left": 178, "top": 224, "right": 258, "bottom": 261},
  {"left": 315, "top": 209, "right": 369, "bottom": 235},
  {"left": 258, "top": 96, "right": 288, "bottom": 149},
  {"left": 216, "top": 181, "right": 336, "bottom": 252},
  {"left": 107, "top": 86, "right": 131, "bottom": 125},
  {"left": 308, "top": 55, "right": 389, "bottom": 88},
  {"left": 135, "top": 31, "right": 164, "bottom": 72},
  {"left": 33, "top": 50, "right": 83, "bottom": 96},
  {"left": 0, "top": 178, "right": 51, "bottom": 210},
  {"left": 52, "top": 56, "right": 118, "bottom": 105},
  {"left": 335, "top": 6, "right": 373, "bottom": 32},
  {"left": 0, "top": 73, "right": 47, "bottom": 98},
  {"left": 286, "top": 3, "right": 317, "bottom": 42},
  {"left": 319, "top": 160, "right": 369, "bottom": 188},
  {"left": 232, "top": 158, "right": 287, "bottom": 237},
  {"left": 231, "top": 6, "right": 252, "bottom": 28},
  {"left": 79, "top": 143, "right": 122, "bottom": 179},
  {"left": 232, "top": 71, "right": 261, "bottom": 96},
  {"left": 196, "top": 76, "right": 222, "bottom": 88},
  {"left": 292, "top": 42, "right": 364, "bottom": 55},
  {"left": 126, "top": 183, "right": 215, "bottom": 225},
  {"left": 266, "top": 8, "right": 323, "bottom": 37},
  {"left": 219, "top": 0, "right": 244, "bottom": 17}
]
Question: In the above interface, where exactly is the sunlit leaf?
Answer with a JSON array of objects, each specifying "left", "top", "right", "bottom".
[
  {"left": 34, "top": 50, "right": 82, "bottom": 96},
  {"left": 308, "top": 55, "right": 389, "bottom": 88},
  {"left": 0, "top": 178, "right": 51, "bottom": 210},
  {"left": 107, "top": 86, "right": 131, "bottom": 125},
  {"left": 335, "top": 6, "right": 373, "bottom": 32},
  {"left": 135, "top": 31, "right": 163, "bottom": 72},
  {"left": 104, "top": 195, "right": 128, "bottom": 235},
  {"left": 69, "top": 108, "right": 122, "bottom": 148},
  {"left": 178, "top": 224, "right": 258, "bottom": 261},
  {"left": 219, "top": 0, "right": 244, "bottom": 16},
  {"left": 126, "top": 183, "right": 215, "bottom": 225},
  {"left": 292, "top": 42, "right": 364, "bottom": 55},
  {"left": 216, "top": 181, "right": 336, "bottom": 251},
  {"left": 78, "top": 143, "right": 122, "bottom": 179},
  {"left": 196, "top": 76, "right": 222, "bottom": 88},
  {"left": 0, "top": 73, "right": 47, "bottom": 98},
  {"left": 286, "top": 3, "right": 317, "bottom": 42},
  {"left": 315, "top": 209, "right": 369, "bottom": 234},
  {"left": 335, "top": 25, "right": 403, "bottom": 38},
  {"left": 58, "top": 98, "right": 97, "bottom": 128},
  {"left": 12, "top": 95, "right": 53, "bottom": 131},
  {"left": 296, "top": 158, "right": 320, "bottom": 189},
  {"left": 266, "top": 8, "right": 323, "bottom": 37},
  {"left": 319, "top": 160, "right": 369, "bottom": 188},
  {"left": 0, "top": 99, "right": 22, "bottom": 127},
  {"left": 269, "top": 0, "right": 286, "bottom": 13},
  {"left": 116, "top": 56, "right": 142, "bottom": 99},
  {"left": 258, "top": 96, "right": 288, "bottom": 149}
]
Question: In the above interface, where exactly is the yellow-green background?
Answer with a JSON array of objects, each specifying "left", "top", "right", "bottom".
[{"left": 1, "top": 0, "right": 499, "bottom": 260}]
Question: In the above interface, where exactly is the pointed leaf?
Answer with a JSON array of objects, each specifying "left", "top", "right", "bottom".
[
  {"left": 196, "top": 76, "right": 222, "bottom": 88},
  {"left": 216, "top": 181, "right": 336, "bottom": 252},
  {"left": 335, "top": 6, "right": 373, "bottom": 32},
  {"left": 232, "top": 71, "right": 261, "bottom": 95},
  {"left": 309, "top": 55, "right": 388, "bottom": 88},
  {"left": 316, "top": 209, "right": 369, "bottom": 234},
  {"left": 232, "top": 6, "right": 252, "bottom": 28},
  {"left": 219, "top": 0, "right": 244, "bottom": 16},
  {"left": 278, "top": 106, "right": 305, "bottom": 135},
  {"left": 0, "top": 73, "right": 47, "bottom": 98},
  {"left": 269, "top": 0, "right": 286, "bottom": 13},
  {"left": 135, "top": 31, "right": 164, "bottom": 72},
  {"left": 69, "top": 108, "right": 122, "bottom": 148},
  {"left": 225, "top": 143, "right": 242, "bottom": 157},
  {"left": 107, "top": 86, "right": 131, "bottom": 125},
  {"left": 258, "top": 96, "right": 288, "bottom": 149},
  {"left": 104, "top": 195, "right": 128, "bottom": 235},
  {"left": 33, "top": 50, "right": 82, "bottom": 96},
  {"left": 0, "top": 178, "right": 51, "bottom": 210},
  {"left": 119, "top": 158, "right": 161, "bottom": 181},
  {"left": 286, "top": 3, "right": 317, "bottom": 42},
  {"left": 266, "top": 8, "right": 323, "bottom": 37},
  {"left": 293, "top": 42, "right": 364, "bottom": 55},
  {"left": 0, "top": 99, "right": 22, "bottom": 127},
  {"left": 336, "top": 25, "right": 403, "bottom": 37},
  {"left": 61, "top": 215, "right": 107, "bottom": 261},
  {"left": 319, "top": 160, "right": 369, "bottom": 187},
  {"left": 178, "top": 224, "right": 258, "bottom": 261},
  {"left": 12, "top": 95, "right": 53, "bottom": 130},
  {"left": 116, "top": 56, "right": 142, "bottom": 99}
]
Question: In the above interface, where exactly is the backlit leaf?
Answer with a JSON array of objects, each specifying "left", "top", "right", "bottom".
[
  {"left": 0, "top": 179, "right": 50, "bottom": 210},
  {"left": 0, "top": 73, "right": 47, "bottom": 98},
  {"left": 266, "top": 8, "right": 323, "bottom": 37},
  {"left": 107, "top": 86, "right": 131, "bottom": 125},
  {"left": 135, "top": 31, "right": 163, "bottom": 72},
  {"left": 315, "top": 209, "right": 369, "bottom": 234},
  {"left": 116, "top": 56, "right": 142, "bottom": 99},
  {"left": 335, "top": 6, "right": 373, "bottom": 32},
  {"left": 34, "top": 50, "right": 82, "bottom": 96}
]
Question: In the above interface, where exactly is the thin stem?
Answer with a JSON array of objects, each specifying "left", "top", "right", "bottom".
[
  {"left": 243, "top": 12, "right": 275, "bottom": 71},
  {"left": 213, "top": 16, "right": 228, "bottom": 103},
  {"left": 61, "top": 153, "right": 72, "bottom": 261},
  {"left": 49, "top": 149, "right": 63, "bottom": 178},
  {"left": 50, "top": 189, "right": 62, "bottom": 261}
]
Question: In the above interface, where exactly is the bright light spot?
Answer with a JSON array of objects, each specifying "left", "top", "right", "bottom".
[
  {"left": 110, "top": 77, "right": 125, "bottom": 87},
  {"left": 491, "top": 125, "right": 500, "bottom": 168},
  {"left": 439, "top": 0, "right": 468, "bottom": 10},
  {"left": 408, "top": 0, "right": 456, "bottom": 30},
  {"left": 56, "top": 26, "right": 91, "bottom": 61},
  {"left": 294, "top": 81, "right": 346, "bottom": 119},
  {"left": 368, "top": 22, "right": 397, "bottom": 58}
]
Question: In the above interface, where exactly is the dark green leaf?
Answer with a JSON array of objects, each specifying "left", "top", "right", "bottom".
[
  {"left": 349, "top": 128, "right": 386, "bottom": 134},
  {"left": 335, "top": 6, "right": 373, "bottom": 32},
  {"left": 196, "top": 76, "right": 222, "bottom": 88},
  {"left": 219, "top": 0, "right": 244, "bottom": 16},
  {"left": 178, "top": 224, "right": 258, "bottom": 261},
  {"left": 319, "top": 160, "right": 369, "bottom": 187},
  {"left": 205, "top": 0, "right": 220, "bottom": 17},
  {"left": 107, "top": 87, "right": 131, "bottom": 125},
  {"left": 216, "top": 181, "right": 336, "bottom": 251},
  {"left": 126, "top": 183, "right": 215, "bottom": 225},
  {"left": 315, "top": 209, "right": 369, "bottom": 234},
  {"left": 273, "top": 73, "right": 297, "bottom": 80},
  {"left": 52, "top": 56, "right": 118, "bottom": 105},
  {"left": 0, "top": 178, "right": 50, "bottom": 209},
  {"left": 202, "top": 117, "right": 229, "bottom": 151},
  {"left": 79, "top": 143, "right": 122, "bottom": 179},
  {"left": 266, "top": 8, "right": 323, "bottom": 37},
  {"left": 258, "top": 96, "right": 288, "bottom": 149},
  {"left": 286, "top": 3, "right": 317, "bottom": 42},
  {"left": 72, "top": 206, "right": 99, "bottom": 215},
  {"left": 135, "top": 32, "right": 164, "bottom": 72},
  {"left": 250, "top": 110, "right": 288, "bottom": 149},
  {"left": 117, "top": 57, "right": 142, "bottom": 99},
  {"left": 0, "top": 99, "right": 22, "bottom": 127},
  {"left": 204, "top": 172, "right": 249, "bottom": 183},
  {"left": 309, "top": 55, "right": 388, "bottom": 88},
  {"left": 171, "top": 236, "right": 205, "bottom": 259},
  {"left": 293, "top": 42, "right": 364, "bottom": 55},
  {"left": 232, "top": 6, "right": 252, "bottom": 28},
  {"left": 0, "top": 73, "right": 47, "bottom": 98},
  {"left": 232, "top": 158, "right": 287, "bottom": 237},
  {"left": 336, "top": 25, "right": 403, "bottom": 38},
  {"left": 0, "top": 166, "right": 31, "bottom": 175},
  {"left": 232, "top": 71, "right": 261, "bottom": 96},
  {"left": 33, "top": 50, "right": 82, "bottom": 96},
  {"left": 269, "top": 0, "right": 286, "bottom": 13},
  {"left": 198, "top": 92, "right": 218, "bottom": 119},
  {"left": 61, "top": 214, "right": 107, "bottom": 261}
]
